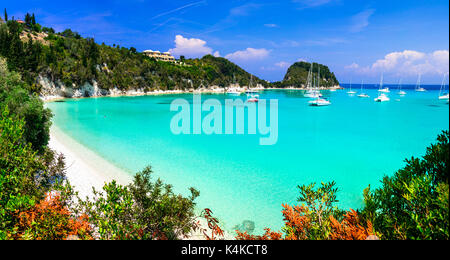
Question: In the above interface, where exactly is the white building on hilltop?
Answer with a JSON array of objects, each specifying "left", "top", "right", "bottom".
[{"left": 142, "top": 50, "right": 175, "bottom": 62}]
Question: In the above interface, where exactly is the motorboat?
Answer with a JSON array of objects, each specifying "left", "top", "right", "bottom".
[
  {"left": 309, "top": 97, "right": 331, "bottom": 106},
  {"left": 374, "top": 93, "right": 390, "bottom": 102}
]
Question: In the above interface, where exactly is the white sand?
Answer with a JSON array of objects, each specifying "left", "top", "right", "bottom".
[
  {"left": 48, "top": 126, "right": 234, "bottom": 240},
  {"left": 48, "top": 126, "right": 133, "bottom": 199}
]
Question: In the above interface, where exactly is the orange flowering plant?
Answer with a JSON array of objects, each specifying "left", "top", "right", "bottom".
[
  {"left": 11, "top": 193, "right": 93, "bottom": 240},
  {"left": 236, "top": 181, "right": 374, "bottom": 240}
]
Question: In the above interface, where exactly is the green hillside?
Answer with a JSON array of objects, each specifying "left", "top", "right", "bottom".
[
  {"left": 0, "top": 13, "right": 339, "bottom": 96},
  {"left": 0, "top": 14, "right": 269, "bottom": 96},
  {"left": 273, "top": 61, "right": 339, "bottom": 88}
]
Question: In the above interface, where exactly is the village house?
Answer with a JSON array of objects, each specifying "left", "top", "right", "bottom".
[{"left": 142, "top": 50, "right": 175, "bottom": 62}]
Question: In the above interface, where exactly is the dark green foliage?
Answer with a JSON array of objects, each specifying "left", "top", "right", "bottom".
[
  {"left": 0, "top": 106, "right": 66, "bottom": 239},
  {"left": 274, "top": 61, "right": 339, "bottom": 88},
  {"left": 0, "top": 58, "right": 52, "bottom": 151},
  {"left": 362, "top": 131, "right": 449, "bottom": 240},
  {"left": 292, "top": 181, "right": 345, "bottom": 239},
  {"left": 77, "top": 166, "right": 200, "bottom": 240},
  {"left": 0, "top": 13, "right": 273, "bottom": 95}
]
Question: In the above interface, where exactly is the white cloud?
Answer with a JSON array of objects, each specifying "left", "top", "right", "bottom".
[
  {"left": 264, "top": 24, "right": 278, "bottom": 28},
  {"left": 168, "top": 35, "right": 213, "bottom": 58},
  {"left": 345, "top": 63, "right": 360, "bottom": 70},
  {"left": 292, "top": 0, "right": 333, "bottom": 8},
  {"left": 229, "top": 3, "right": 261, "bottom": 16},
  {"left": 350, "top": 9, "right": 375, "bottom": 33},
  {"left": 213, "top": 51, "right": 221, "bottom": 57},
  {"left": 347, "top": 50, "right": 449, "bottom": 76},
  {"left": 225, "top": 48, "right": 270, "bottom": 61},
  {"left": 275, "top": 61, "right": 291, "bottom": 68}
]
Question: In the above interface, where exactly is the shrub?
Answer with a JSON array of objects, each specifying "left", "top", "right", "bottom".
[
  {"left": 362, "top": 131, "right": 449, "bottom": 240},
  {"left": 77, "top": 166, "right": 200, "bottom": 240},
  {"left": 10, "top": 194, "right": 93, "bottom": 240}
]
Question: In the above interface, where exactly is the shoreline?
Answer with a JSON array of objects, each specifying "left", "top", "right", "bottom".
[
  {"left": 48, "top": 126, "right": 133, "bottom": 199},
  {"left": 48, "top": 125, "right": 234, "bottom": 239},
  {"left": 41, "top": 86, "right": 343, "bottom": 102}
]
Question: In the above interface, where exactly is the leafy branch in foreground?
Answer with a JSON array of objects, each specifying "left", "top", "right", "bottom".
[
  {"left": 362, "top": 131, "right": 449, "bottom": 240},
  {"left": 76, "top": 166, "right": 200, "bottom": 240},
  {"left": 237, "top": 131, "right": 449, "bottom": 240}
]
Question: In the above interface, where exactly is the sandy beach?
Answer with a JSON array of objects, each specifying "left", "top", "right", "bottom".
[
  {"left": 48, "top": 126, "right": 234, "bottom": 239},
  {"left": 48, "top": 126, "right": 133, "bottom": 199}
]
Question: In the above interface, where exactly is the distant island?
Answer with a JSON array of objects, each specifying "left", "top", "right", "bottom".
[{"left": 0, "top": 13, "right": 339, "bottom": 100}]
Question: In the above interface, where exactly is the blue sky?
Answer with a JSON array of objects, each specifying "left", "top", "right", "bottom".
[{"left": 3, "top": 0, "right": 449, "bottom": 84}]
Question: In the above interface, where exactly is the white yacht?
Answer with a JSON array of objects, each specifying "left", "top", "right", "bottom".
[
  {"left": 247, "top": 94, "right": 259, "bottom": 103},
  {"left": 304, "top": 91, "right": 322, "bottom": 98},
  {"left": 304, "top": 63, "right": 323, "bottom": 98},
  {"left": 309, "top": 97, "right": 331, "bottom": 106},
  {"left": 309, "top": 67, "right": 330, "bottom": 106},
  {"left": 397, "top": 79, "right": 406, "bottom": 95},
  {"left": 227, "top": 89, "right": 241, "bottom": 95},
  {"left": 439, "top": 74, "right": 449, "bottom": 101},
  {"left": 227, "top": 74, "right": 242, "bottom": 95},
  {"left": 347, "top": 79, "right": 356, "bottom": 95},
  {"left": 245, "top": 75, "right": 260, "bottom": 94},
  {"left": 357, "top": 80, "right": 369, "bottom": 98},
  {"left": 415, "top": 74, "right": 426, "bottom": 92},
  {"left": 374, "top": 93, "right": 390, "bottom": 102},
  {"left": 375, "top": 74, "right": 390, "bottom": 102}
]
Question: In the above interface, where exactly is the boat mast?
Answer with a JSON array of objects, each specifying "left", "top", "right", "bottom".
[
  {"left": 439, "top": 73, "right": 447, "bottom": 95},
  {"left": 380, "top": 73, "right": 384, "bottom": 90},
  {"left": 416, "top": 74, "right": 421, "bottom": 90},
  {"left": 307, "top": 63, "right": 313, "bottom": 89},
  {"left": 317, "top": 66, "right": 320, "bottom": 89}
]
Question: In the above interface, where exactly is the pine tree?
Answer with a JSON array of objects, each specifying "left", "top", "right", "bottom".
[{"left": 25, "top": 13, "right": 31, "bottom": 27}]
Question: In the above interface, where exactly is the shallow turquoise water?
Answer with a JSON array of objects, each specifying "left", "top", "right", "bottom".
[{"left": 47, "top": 87, "right": 449, "bottom": 235}]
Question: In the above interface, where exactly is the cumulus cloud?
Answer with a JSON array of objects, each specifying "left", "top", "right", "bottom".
[
  {"left": 275, "top": 61, "right": 291, "bottom": 68},
  {"left": 168, "top": 35, "right": 213, "bottom": 58},
  {"left": 225, "top": 48, "right": 270, "bottom": 61},
  {"left": 346, "top": 50, "right": 449, "bottom": 76},
  {"left": 213, "top": 51, "right": 221, "bottom": 57},
  {"left": 350, "top": 9, "right": 375, "bottom": 33},
  {"left": 345, "top": 63, "right": 360, "bottom": 70}
]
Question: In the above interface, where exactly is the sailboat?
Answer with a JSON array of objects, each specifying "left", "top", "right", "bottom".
[
  {"left": 347, "top": 78, "right": 356, "bottom": 95},
  {"left": 246, "top": 75, "right": 258, "bottom": 94},
  {"left": 374, "top": 74, "right": 390, "bottom": 102},
  {"left": 438, "top": 74, "right": 449, "bottom": 101},
  {"left": 309, "top": 66, "right": 331, "bottom": 106},
  {"left": 357, "top": 80, "right": 369, "bottom": 98},
  {"left": 304, "top": 63, "right": 322, "bottom": 98},
  {"left": 415, "top": 74, "right": 426, "bottom": 92},
  {"left": 227, "top": 74, "right": 241, "bottom": 95},
  {"left": 246, "top": 75, "right": 259, "bottom": 102},
  {"left": 397, "top": 79, "right": 406, "bottom": 95},
  {"left": 378, "top": 74, "right": 390, "bottom": 93}
]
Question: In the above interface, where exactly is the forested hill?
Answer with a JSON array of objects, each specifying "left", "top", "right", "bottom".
[
  {"left": 273, "top": 61, "right": 339, "bottom": 88},
  {"left": 0, "top": 13, "right": 269, "bottom": 96},
  {"left": 0, "top": 13, "right": 339, "bottom": 96}
]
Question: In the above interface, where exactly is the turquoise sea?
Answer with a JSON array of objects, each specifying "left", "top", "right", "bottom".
[{"left": 46, "top": 85, "right": 449, "bottom": 235}]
